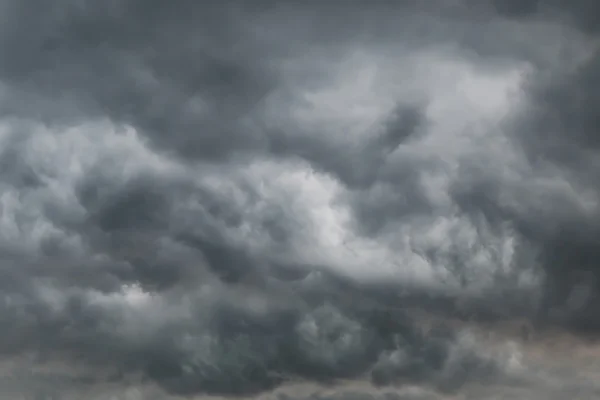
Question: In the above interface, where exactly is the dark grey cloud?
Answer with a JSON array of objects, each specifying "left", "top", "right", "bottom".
[
  {"left": 461, "top": 49, "right": 600, "bottom": 332},
  {"left": 1, "top": 0, "right": 600, "bottom": 398}
]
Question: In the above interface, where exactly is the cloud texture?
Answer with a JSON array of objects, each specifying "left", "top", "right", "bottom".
[{"left": 1, "top": 0, "right": 600, "bottom": 398}]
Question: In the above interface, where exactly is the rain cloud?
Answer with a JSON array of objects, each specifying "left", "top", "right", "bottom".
[{"left": 1, "top": 1, "right": 600, "bottom": 399}]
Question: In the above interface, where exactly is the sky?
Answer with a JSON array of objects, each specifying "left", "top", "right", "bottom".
[{"left": 1, "top": 1, "right": 600, "bottom": 399}]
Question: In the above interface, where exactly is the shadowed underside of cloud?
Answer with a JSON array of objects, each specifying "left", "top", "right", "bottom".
[{"left": 1, "top": 0, "right": 600, "bottom": 398}]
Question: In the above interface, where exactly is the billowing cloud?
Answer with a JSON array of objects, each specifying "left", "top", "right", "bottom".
[{"left": 1, "top": 0, "right": 600, "bottom": 398}]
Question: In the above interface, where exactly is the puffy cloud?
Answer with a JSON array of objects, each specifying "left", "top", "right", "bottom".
[{"left": 1, "top": 0, "right": 600, "bottom": 398}]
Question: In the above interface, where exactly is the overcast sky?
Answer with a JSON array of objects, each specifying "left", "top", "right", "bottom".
[{"left": 1, "top": 1, "right": 600, "bottom": 399}]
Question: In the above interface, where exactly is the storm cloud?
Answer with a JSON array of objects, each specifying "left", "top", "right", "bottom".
[{"left": 1, "top": 0, "right": 600, "bottom": 398}]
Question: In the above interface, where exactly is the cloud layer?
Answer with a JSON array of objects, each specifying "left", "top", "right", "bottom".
[{"left": 1, "top": 0, "right": 600, "bottom": 398}]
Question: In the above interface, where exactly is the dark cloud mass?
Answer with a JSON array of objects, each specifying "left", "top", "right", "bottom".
[{"left": 1, "top": 0, "right": 600, "bottom": 398}]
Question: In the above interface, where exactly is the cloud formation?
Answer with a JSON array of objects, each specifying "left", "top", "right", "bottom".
[{"left": 1, "top": 0, "right": 600, "bottom": 398}]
